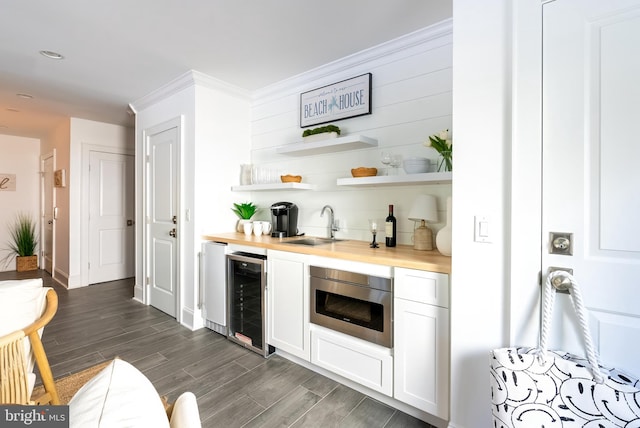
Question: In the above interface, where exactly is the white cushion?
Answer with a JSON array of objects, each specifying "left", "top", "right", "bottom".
[
  {"left": 69, "top": 359, "right": 170, "bottom": 428},
  {"left": 170, "top": 392, "right": 202, "bottom": 428},
  {"left": 0, "top": 278, "right": 44, "bottom": 290},
  {"left": 0, "top": 279, "right": 48, "bottom": 378},
  {"left": 0, "top": 278, "right": 47, "bottom": 334}
]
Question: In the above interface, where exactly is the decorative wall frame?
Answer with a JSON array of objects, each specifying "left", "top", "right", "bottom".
[
  {"left": 0, "top": 173, "right": 16, "bottom": 191},
  {"left": 300, "top": 73, "right": 372, "bottom": 128},
  {"left": 54, "top": 169, "right": 66, "bottom": 188}
]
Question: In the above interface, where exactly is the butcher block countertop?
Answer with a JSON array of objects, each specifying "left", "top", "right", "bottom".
[{"left": 202, "top": 232, "right": 451, "bottom": 274}]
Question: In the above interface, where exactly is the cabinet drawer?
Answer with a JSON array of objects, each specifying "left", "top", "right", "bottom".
[
  {"left": 311, "top": 325, "right": 393, "bottom": 396},
  {"left": 394, "top": 267, "right": 449, "bottom": 308}
]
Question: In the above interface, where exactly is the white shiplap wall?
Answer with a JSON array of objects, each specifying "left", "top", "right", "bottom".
[{"left": 245, "top": 20, "right": 453, "bottom": 245}]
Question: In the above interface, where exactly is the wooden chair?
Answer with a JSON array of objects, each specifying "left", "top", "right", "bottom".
[{"left": 0, "top": 288, "right": 60, "bottom": 405}]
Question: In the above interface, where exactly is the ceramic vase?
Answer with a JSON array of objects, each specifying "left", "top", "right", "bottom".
[
  {"left": 236, "top": 219, "right": 251, "bottom": 233},
  {"left": 436, "top": 197, "right": 452, "bottom": 256}
]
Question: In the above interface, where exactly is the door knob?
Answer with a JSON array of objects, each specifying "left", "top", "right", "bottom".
[
  {"left": 553, "top": 237, "right": 570, "bottom": 250},
  {"left": 127, "top": 219, "right": 133, "bottom": 226},
  {"left": 549, "top": 232, "right": 573, "bottom": 255},
  {"left": 48, "top": 220, "right": 53, "bottom": 225},
  {"left": 169, "top": 228, "right": 177, "bottom": 238},
  {"left": 547, "top": 267, "right": 573, "bottom": 294},
  {"left": 172, "top": 215, "right": 177, "bottom": 224}
]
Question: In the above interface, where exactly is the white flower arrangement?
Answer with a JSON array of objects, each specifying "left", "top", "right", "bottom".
[{"left": 423, "top": 129, "right": 452, "bottom": 172}]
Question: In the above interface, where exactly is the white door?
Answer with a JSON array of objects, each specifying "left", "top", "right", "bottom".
[
  {"left": 542, "top": 0, "right": 640, "bottom": 375},
  {"left": 41, "top": 154, "right": 54, "bottom": 274},
  {"left": 89, "top": 151, "right": 134, "bottom": 284},
  {"left": 146, "top": 122, "right": 179, "bottom": 318}
]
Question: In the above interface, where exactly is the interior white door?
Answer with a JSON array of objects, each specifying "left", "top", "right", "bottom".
[
  {"left": 542, "top": 0, "right": 640, "bottom": 375},
  {"left": 89, "top": 151, "right": 134, "bottom": 284},
  {"left": 41, "top": 154, "right": 54, "bottom": 274},
  {"left": 147, "top": 123, "right": 179, "bottom": 318}
]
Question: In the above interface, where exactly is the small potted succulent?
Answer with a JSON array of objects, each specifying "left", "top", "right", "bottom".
[
  {"left": 232, "top": 202, "right": 258, "bottom": 232},
  {"left": 2, "top": 212, "right": 39, "bottom": 271}
]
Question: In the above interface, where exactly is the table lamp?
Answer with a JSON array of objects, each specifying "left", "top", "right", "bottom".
[{"left": 408, "top": 194, "right": 438, "bottom": 250}]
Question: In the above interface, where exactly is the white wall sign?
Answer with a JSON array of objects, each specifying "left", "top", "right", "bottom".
[
  {"left": 0, "top": 173, "right": 16, "bottom": 191},
  {"left": 300, "top": 73, "right": 372, "bottom": 128}
]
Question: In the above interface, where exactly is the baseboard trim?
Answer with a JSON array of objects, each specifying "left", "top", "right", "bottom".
[{"left": 53, "top": 268, "right": 69, "bottom": 288}]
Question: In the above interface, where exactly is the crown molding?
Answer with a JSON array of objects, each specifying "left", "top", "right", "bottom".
[
  {"left": 252, "top": 18, "right": 453, "bottom": 103},
  {"left": 130, "top": 70, "right": 251, "bottom": 113},
  {"left": 129, "top": 18, "right": 452, "bottom": 112}
]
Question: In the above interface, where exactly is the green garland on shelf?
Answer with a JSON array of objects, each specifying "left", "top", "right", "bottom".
[{"left": 302, "top": 124, "right": 341, "bottom": 137}]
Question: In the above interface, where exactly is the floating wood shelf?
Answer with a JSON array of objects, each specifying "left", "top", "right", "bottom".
[
  {"left": 231, "top": 183, "right": 316, "bottom": 191},
  {"left": 276, "top": 135, "right": 378, "bottom": 156},
  {"left": 336, "top": 172, "right": 452, "bottom": 187}
]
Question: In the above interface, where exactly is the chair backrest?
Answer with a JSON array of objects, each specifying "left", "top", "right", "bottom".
[{"left": 0, "top": 330, "right": 29, "bottom": 404}]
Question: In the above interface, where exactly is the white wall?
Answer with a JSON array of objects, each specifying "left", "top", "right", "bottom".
[
  {"left": 132, "top": 71, "right": 252, "bottom": 328},
  {"left": 450, "top": 1, "right": 547, "bottom": 427},
  {"left": 42, "top": 120, "right": 71, "bottom": 283},
  {"left": 244, "top": 22, "right": 453, "bottom": 243},
  {"left": 39, "top": 118, "right": 133, "bottom": 287},
  {"left": 70, "top": 118, "right": 134, "bottom": 288},
  {"left": 450, "top": 1, "right": 511, "bottom": 426},
  {"left": 0, "top": 134, "right": 41, "bottom": 271},
  {"left": 133, "top": 81, "right": 196, "bottom": 314}
]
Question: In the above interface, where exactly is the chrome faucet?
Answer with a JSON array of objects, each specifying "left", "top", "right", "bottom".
[{"left": 320, "top": 205, "right": 339, "bottom": 239}]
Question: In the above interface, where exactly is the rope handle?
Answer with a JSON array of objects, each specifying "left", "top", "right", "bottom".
[{"left": 538, "top": 270, "right": 605, "bottom": 384}]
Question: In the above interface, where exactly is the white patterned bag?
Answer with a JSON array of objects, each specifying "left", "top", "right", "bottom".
[{"left": 490, "top": 271, "right": 640, "bottom": 428}]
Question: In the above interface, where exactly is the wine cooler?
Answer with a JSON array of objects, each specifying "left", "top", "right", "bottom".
[{"left": 226, "top": 252, "right": 274, "bottom": 357}]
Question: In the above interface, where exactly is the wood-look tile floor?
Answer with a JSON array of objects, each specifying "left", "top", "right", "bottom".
[{"left": 1, "top": 270, "right": 432, "bottom": 428}]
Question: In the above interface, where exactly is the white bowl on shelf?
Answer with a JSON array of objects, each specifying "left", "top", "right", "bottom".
[{"left": 402, "top": 157, "right": 431, "bottom": 174}]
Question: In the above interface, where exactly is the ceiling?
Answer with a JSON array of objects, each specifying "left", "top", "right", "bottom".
[{"left": 0, "top": 1, "right": 452, "bottom": 140}]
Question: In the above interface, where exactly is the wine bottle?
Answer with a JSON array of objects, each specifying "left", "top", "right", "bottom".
[{"left": 385, "top": 204, "right": 397, "bottom": 247}]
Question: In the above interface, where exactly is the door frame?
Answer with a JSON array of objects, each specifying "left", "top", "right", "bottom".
[
  {"left": 40, "top": 150, "right": 56, "bottom": 277},
  {"left": 141, "top": 117, "right": 183, "bottom": 321},
  {"left": 80, "top": 144, "right": 135, "bottom": 287},
  {"left": 509, "top": 0, "right": 547, "bottom": 347}
]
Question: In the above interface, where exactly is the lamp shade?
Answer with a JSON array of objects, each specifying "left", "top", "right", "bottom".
[{"left": 408, "top": 194, "right": 438, "bottom": 223}]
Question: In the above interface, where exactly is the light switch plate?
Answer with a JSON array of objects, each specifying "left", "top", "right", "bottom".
[{"left": 474, "top": 215, "right": 491, "bottom": 243}]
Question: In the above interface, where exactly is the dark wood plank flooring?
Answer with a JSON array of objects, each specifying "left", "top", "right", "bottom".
[{"left": 1, "top": 270, "right": 431, "bottom": 428}]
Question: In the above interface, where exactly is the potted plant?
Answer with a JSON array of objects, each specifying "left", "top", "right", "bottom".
[
  {"left": 232, "top": 202, "right": 258, "bottom": 232},
  {"left": 2, "top": 212, "right": 38, "bottom": 271},
  {"left": 302, "top": 124, "right": 341, "bottom": 143}
]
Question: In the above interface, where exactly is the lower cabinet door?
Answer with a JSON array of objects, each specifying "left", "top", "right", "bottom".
[
  {"left": 267, "top": 250, "right": 310, "bottom": 361},
  {"left": 311, "top": 325, "right": 393, "bottom": 396},
  {"left": 394, "top": 297, "right": 449, "bottom": 419}
]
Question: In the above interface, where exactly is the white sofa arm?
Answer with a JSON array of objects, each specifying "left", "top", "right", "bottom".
[{"left": 169, "top": 392, "right": 202, "bottom": 428}]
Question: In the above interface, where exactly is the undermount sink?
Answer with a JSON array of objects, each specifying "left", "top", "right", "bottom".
[{"left": 285, "top": 237, "right": 347, "bottom": 246}]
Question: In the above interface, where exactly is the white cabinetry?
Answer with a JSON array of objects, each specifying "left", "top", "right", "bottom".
[
  {"left": 394, "top": 267, "right": 450, "bottom": 420},
  {"left": 311, "top": 324, "right": 393, "bottom": 396},
  {"left": 266, "top": 250, "right": 310, "bottom": 361}
]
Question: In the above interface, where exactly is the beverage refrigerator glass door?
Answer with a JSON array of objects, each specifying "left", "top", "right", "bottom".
[
  {"left": 385, "top": 204, "right": 396, "bottom": 247},
  {"left": 226, "top": 252, "right": 274, "bottom": 357}
]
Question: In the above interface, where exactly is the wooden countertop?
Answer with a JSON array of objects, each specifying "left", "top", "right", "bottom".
[{"left": 202, "top": 232, "right": 451, "bottom": 274}]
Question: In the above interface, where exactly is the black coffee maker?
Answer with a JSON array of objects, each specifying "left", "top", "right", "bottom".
[{"left": 270, "top": 202, "right": 298, "bottom": 237}]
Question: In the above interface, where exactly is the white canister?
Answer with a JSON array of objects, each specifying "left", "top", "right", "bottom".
[
  {"left": 243, "top": 222, "right": 253, "bottom": 236},
  {"left": 240, "top": 164, "right": 252, "bottom": 185},
  {"left": 261, "top": 221, "right": 272, "bottom": 235},
  {"left": 253, "top": 222, "right": 263, "bottom": 236}
]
